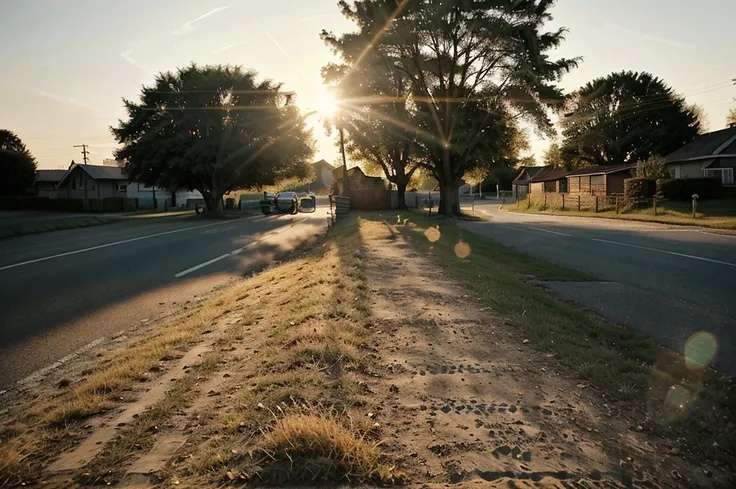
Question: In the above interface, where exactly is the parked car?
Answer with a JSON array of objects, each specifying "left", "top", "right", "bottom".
[{"left": 260, "top": 191, "right": 301, "bottom": 215}]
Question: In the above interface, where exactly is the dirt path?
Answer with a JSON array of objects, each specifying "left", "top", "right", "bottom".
[{"left": 360, "top": 219, "right": 718, "bottom": 488}]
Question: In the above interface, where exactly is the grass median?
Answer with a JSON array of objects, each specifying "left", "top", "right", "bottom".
[
  {"left": 378, "top": 210, "right": 736, "bottom": 453},
  {"left": 0, "top": 215, "right": 119, "bottom": 239}
]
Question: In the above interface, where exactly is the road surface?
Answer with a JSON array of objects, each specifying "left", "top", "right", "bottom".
[
  {"left": 466, "top": 202, "right": 736, "bottom": 375},
  {"left": 0, "top": 210, "right": 329, "bottom": 388}
]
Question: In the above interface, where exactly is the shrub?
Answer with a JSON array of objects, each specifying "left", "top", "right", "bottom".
[
  {"left": 102, "top": 197, "right": 124, "bottom": 212},
  {"left": 49, "top": 198, "right": 84, "bottom": 212},
  {"left": 657, "top": 178, "right": 722, "bottom": 201},
  {"left": 634, "top": 156, "right": 669, "bottom": 180},
  {"left": 624, "top": 178, "right": 656, "bottom": 206}
]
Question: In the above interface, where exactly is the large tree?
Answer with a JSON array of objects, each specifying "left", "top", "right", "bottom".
[
  {"left": 324, "top": 0, "right": 577, "bottom": 216},
  {"left": 112, "top": 64, "right": 314, "bottom": 214},
  {"left": 322, "top": 11, "right": 421, "bottom": 209},
  {"left": 559, "top": 71, "right": 702, "bottom": 168},
  {"left": 0, "top": 129, "right": 37, "bottom": 196}
]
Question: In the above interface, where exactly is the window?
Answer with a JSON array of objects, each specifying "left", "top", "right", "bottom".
[
  {"left": 117, "top": 184, "right": 128, "bottom": 192},
  {"left": 674, "top": 165, "right": 681, "bottom": 179},
  {"left": 704, "top": 168, "right": 735, "bottom": 185}
]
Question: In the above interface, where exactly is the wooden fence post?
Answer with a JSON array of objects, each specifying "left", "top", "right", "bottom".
[
  {"left": 562, "top": 193, "right": 565, "bottom": 210},
  {"left": 527, "top": 192, "right": 531, "bottom": 209},
  {"left": 577, "top": 195, "right": 581, "bottom": 211},
  {"left": 595, "top": 196, "right": 599, "bottom": 213},
  {"left": 653, "top": 197, "right": 657, "bottom": 216},
  {"left": 616, "top": 196, "right": 620, "bottom": 214},
  {"left": 543, "top": 192, "right": 547, "bottom": 209}
]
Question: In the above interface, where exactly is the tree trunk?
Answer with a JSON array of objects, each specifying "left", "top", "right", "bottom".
[
  {"left": 438, "top": 182, "right": 460, "bottom": 217},
  {"left": 203, "top": 191, "right": 224, "bottom": 217},
  {"left": 396, "top": 182, "right": 407, "bottom": 210}
]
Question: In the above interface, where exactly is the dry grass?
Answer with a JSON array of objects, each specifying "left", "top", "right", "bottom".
[
  {"left": 1, "top": 218, "right": 393, "bottom": 486},
  {"left": 259, "top": 410, "right": 388, "bottom": 484}
]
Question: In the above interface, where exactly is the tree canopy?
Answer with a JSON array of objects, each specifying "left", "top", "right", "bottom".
[
  {"left": 323, "top": 0, "right": 578, "bottom": 215},
  {"left": 728, "top": 108, "right": 736, "bottom": 127},
  {"left": 559, "top": 71, "right": 702, "bottom": 168},
  {"left": 0, "top": 129, "right": 37, "bottom": 196},
  {"left": 112, "top": 64, "right": 314, "bottom": 213}
]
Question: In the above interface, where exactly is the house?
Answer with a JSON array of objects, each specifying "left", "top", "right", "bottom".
[
  {"left": 664, "top": 126, "right": 736, "bottom": 187},
  {"left": 566, "top": 164, "right": 635, "bottom": 196},
  {"left": 34, "top": 169, "right": 67, "bottom": 198},
  {"left": 332, "top": 166, "right": 385, "bottom": 194},
  {"left": 529, "top": 168, "right": 569, "bottom": 194},
  {"left": 311, "top": 159, "right": 336, "bottom": 191},
  {"left": 512, "top": 165, "right": 551, "bottom": 198},
  {"left": 56, "top": 163, "right": 129, "bottom": 199}
]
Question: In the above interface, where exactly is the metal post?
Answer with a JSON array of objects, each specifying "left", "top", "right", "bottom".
[
  {"left": 543, "top": 192, "right": 547, "bottom": 209},
  {"left": 653, "top": 197, "right": 657, "bottom": 216},
  {"left": 472, "top": 194, "right": 475, "bottom": 211},
  {"left": 577, "top": 195, "right": 581, "bottom": 211},
  {"left": 595, "top": 196, "right": 599, "bottom": 213},
  {"left": 616, "top": 196, "right": 620, "bottom": 214},
  {"left": 692, "top": 194, "right": 699, "bottom": 218},
  {"left": 527, "top": 192, "right": 531, "bottom": 209},
  {"left": 562, "top": 193, "right": 565, "bottom": 211}
]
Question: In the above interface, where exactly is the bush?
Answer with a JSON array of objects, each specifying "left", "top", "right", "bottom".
[
  {"left": 0, "top": 197, "right": 50, "bottom": 210},
  {"left": 657, "top": 178, "right": 722, "bottom": 201},
  {"left": 624, "top": 178, "right": 656, "bottom": 206},
  {"left": 49, "top": 199, "right": 84, "bottom": 212},
  {"left": 102, "top": 197, "right": 124, "bottom": 212}
]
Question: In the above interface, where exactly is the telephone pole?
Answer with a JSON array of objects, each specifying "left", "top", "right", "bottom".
[{"left": 74, "top": 144, "right": 90, "bottom": 164}]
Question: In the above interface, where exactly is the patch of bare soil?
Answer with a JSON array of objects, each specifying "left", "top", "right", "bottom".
[{"left": 360, "top": 220, "right": 726, "bottom": 488}]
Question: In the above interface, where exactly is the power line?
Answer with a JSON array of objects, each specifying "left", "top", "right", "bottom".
[{"left": 73, "top": 144, "right": 90, "bottom": 164}]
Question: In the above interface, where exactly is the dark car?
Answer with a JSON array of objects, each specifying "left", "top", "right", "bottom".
[{"left": 275, "top": 192, "right": 299, "bottom": 214}]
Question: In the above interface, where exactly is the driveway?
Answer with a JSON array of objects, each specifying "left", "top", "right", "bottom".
[
  {"left": 464, "top": 202, "right": 736, "bottom": 375},
  {"left": 0, "top": 209, "right": 330, "bottom": 388}
]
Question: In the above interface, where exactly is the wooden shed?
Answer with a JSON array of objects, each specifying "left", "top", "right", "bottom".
[
  {"left": 566, "top": 164, "right": 635, "bottom": 196},
  {"left": 528, "top": 168, "right": 570, "bottom": 194}
]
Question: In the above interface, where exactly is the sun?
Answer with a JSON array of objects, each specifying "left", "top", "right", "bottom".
[{"left": 315, "top": 88, "right": 339, "bottom": 119}]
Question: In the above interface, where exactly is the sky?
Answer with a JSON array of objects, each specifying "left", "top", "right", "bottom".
[{"left": 1, "top": 0, "right": 735, "bottom": 170}]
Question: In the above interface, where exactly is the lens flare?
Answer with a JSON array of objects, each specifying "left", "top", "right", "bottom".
[
  {"left": 454, "top": 240, "right": 471, "bottom": 259},
  {"left": 684, "top": 331, "right": 718, "bottom": 370},
  {"left": 424, "top": 227, "right": 441, "bottom": 242}
]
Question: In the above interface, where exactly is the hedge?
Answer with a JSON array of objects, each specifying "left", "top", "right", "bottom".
[
  {"left": 0, "top": 197, "right": 138, "bottom": 213},
  {"left": 624, "top": 178, "right": 657, "bottom": 206},
  {"left": 657, "top": 178, "right": 722, "bottom": 201}
]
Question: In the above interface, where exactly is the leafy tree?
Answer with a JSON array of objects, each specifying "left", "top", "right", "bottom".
[
  {"left": 112, "top": 64, "right": 314, "bottom": 214},
  {"left": 728, "top": 108, "right": 736, "bottom": 127},
  {"left": 463, "top": 166, "right": 489, "bottom": 196},
  {"left": 322, "top": 9, "right": 421, "bottom": 209},
  {"left": 560, "top": 71, "right": 702, "bottom": 168},
  {"left": 633, "top": 156, "right": 669, "bottom": 180},
  {"left": 543, "top": 142, "right": 563, "bottom": 168},
  {"left": 325, "top": 0, "right": 577, "bottom": 216},
  {"left": 0, "top": 129, "right": 37, "bottom": 196}
]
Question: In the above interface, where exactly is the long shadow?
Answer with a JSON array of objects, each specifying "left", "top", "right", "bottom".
[{"left": 0, "top": 213, "right": 328, "bottom": 387}]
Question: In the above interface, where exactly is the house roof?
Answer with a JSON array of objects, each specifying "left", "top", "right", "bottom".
[
  {"left": 528, "top": 168, "right": 569, "bottom": 183},
  {"left": 565, "top": 163, "right": 635, "bottom": 177},
  {"left": 313, "top": 159, "right": 334, "bottom": 169},
  {"left": 57, "top": 163, "right": 128, "bottom": 187},
  {"left": 665, "top": 127, "right": 736, "bottom": 163},
  {"left": 35, "top": 169, "right": 68, "bottom": 183},
  {"left": 513, "top": 165, "right": 551, "bottom": 182}
]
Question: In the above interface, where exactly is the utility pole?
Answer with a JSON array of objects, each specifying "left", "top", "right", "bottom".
[{"left": 74, "top": 144, "right": 90, "bottom": 164}]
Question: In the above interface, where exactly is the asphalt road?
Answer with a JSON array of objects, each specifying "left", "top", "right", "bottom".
[
  {"left": 466, "top": 202, "right": 736, "bottom": 375},
  {"left": 0, "top": 209, "right": 330, "bottom": 388}
]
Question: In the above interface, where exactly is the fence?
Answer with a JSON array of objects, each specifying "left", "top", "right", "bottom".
[
  {"left": 522, "top": 192, "right": 622, "bottom": 213},
  {"left": 350, "top": 189, "right": 392, "bottom": 210}
]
